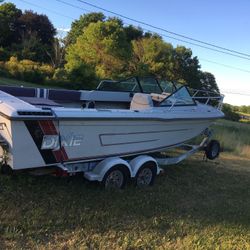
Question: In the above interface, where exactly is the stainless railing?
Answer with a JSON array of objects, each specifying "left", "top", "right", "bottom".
[{"left": 190, "top": 88, "right": 224, "bottom": 110}]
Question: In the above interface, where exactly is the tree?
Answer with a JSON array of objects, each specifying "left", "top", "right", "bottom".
[
  {"left": 0, "top": 3, "right": 22, "bottom": 47},
  {"left": 0, "top": 5, "right": 56, "bottom": 63},
  {"left": 124, "top": 25, "right": 143, "bottom": 42},
  {"left": 67, "top": 62, "right": 97, "bottom": 89},
  {"left": 222, "top": 104, "right": 240, "bottom": 121},
  {"left": 172, "top": 46, "right": 201, "bottom": 88},
  {"left": 130, "top": 37, "right": 174, "bottom": 77},
  {"left": 239, "top": 105, "right": 250, "bottom": 114},
  {"left": 16, "top": 10, "right": 56, "bottom": 62},
  {"left": 65, "top": 19, "right": 132, "bottom": 79},
  {"left": 12, "top": 34, "right": 43, "bottom": 61},
  {"left": 0, "top": 47, "right": 10, "bottom": 61},
  {"left": 199, "top": 71, "right": 219, "bottom": 93},
  {"left": 66, "top": 12, "right": 105, "bottom": 46},
  {"left": 46, "top": 38, "right": 65, "bottom": 68},
  {"left": 18, "top": 10, "right": 56, "bottom": 46}
]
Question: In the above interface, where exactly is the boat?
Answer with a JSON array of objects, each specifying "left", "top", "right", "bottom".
[{"left": 0, "top": 76, "right": 224, "bottom": 171}]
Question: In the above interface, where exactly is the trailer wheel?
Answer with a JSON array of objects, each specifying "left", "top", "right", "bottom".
[
  {"left": 205, "top": 140, "right": 220, "bottom": 160},
  {"left": 102, "top": 165, "right": 128, "bottom": 189},
  {"left": 135, "top": 162, "right": 157, "bottom": 187}
]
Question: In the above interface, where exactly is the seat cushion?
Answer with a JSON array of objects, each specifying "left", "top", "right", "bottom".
[{"left": 130, "top": 93, "right": 153, "bottom": 110}]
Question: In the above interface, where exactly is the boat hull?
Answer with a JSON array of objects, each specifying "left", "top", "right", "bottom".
[{"left": 0, "top": 117, "right": 212, "bottom": 170}]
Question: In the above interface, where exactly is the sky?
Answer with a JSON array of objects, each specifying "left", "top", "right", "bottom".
[{"left": 3, "top": 0, "right": 250, "bottom": 105}]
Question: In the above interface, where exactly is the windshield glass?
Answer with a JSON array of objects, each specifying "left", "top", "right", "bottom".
[
  {"left": 97, "top": 77, "right": 140, "bottom": 92},
  {"left": 97, "top": 76, "right": 163, "bottom": 94},
  {"left": 138, "top": 77, "right": 162, "bottom": 94},
  {"left": 159, "top": 80, "right": 176, "bottom": 95},
  {"left": 160, "top": 86, "right": 195, "bottom": 106}
]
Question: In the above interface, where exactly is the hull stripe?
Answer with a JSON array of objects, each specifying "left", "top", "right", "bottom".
[
  {"left": 25, "top": 120, "right": 69, "bottom": 164},
  {"left": 24, "top": 121, "right": 57, "bottom": 164},
  {"left": 39, "top": 120, "right": 69, "bottom": 162}
]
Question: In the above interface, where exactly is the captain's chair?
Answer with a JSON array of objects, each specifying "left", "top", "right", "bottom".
[{"left": 130, "top": 93, "right": 153, "bottom": 110}]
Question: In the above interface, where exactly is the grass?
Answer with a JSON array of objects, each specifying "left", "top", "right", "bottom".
[
  {"left": 0, "top": 153, "right": 250, "bottom": 249},
  {"left": 0, "top": 77, "right": 42, "bottom": 88},
  {"left": 0, "top": 77, "right": 61, "bottom": 89},
  {"left": 240, "top": 119, "right": 250, "bottom": 125},
  {"left": 212, "top": 119, "right": 250, "bottom": 158}
]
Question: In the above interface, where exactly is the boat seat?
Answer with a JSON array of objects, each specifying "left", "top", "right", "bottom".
[
  {"left": 150, "top": 92, "right": 170, "bottom": 102},
  {"left": 0, "top": 86, "right": 36, "bottom": 97},
  {"left": 48, "top": 89, "right": 81, "bottom": 102},
  {"left": 130, "top": 93, "right": 153, "bottom": 110},
  {"left": 18, "top": 97, "right": 62, "bottom": 107}
]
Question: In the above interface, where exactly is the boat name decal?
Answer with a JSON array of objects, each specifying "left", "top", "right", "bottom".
[{"left": 41, "top": 133, "right": 83, "bottom": 150}]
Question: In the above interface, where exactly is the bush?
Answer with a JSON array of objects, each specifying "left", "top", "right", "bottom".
[
  {"left": 0, "top": 57, "right": 98, "bottom": 89},
  {"left": 52, "top": 68, "right": 69, "bottom": 82},
  {"left": 0, "top": 57, "right": 54, "bottom": 84},
  {"left": 43, "top": 68, "right": 70, "bottom": 88},
  {"left": 66, "top": 62, "right": 98, "bottom": 89},
  {"left": 222, "top": 104, "right": 240, "bottom": 122}
]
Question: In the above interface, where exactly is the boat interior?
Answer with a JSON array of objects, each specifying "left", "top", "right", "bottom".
[{"left": 0, "top": 76, "right": 223, "bottom": 111}]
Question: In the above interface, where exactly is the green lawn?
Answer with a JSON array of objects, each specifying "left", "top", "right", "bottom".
[
  {"left": 0, "top": 153, "right": 250, "bottom": 249},
  {"left": 0, "top": 77, "right": 61, "bottom": 89},
  {"left": 0, "top": 77, "right": 41, "bottom": 87},
  {"left": 213, "top": 119, "right": 250, "bottom": 158}
]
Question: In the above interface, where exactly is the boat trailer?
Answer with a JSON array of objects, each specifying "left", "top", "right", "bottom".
[{"left": 0, "top": 129, "right": 220, "bottom": 189}]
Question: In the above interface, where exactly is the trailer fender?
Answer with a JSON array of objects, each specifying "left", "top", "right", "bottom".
[
  {"left": 84, "top": 157, "right": 132, "bottom": 182},
  {"left": 129, "top": 155, "right": 160, "bottom": 178}
]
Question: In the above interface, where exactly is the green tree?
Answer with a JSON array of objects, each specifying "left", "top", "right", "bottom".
[
  {"left": 0, "top": 6, "right": 56, "bottom": 63},
  {"left": 124, "top": 25, "right": 144, "bottom": 42},
  {"left": 239, "top": 106, "right": 250, "bottom": 114},
  {"left": 16, "top": 10, "right": 56, "bottom": 63},
  {"left": 18, "top": 10, "right": 56, "bottom": 46},
  {"left": 67, "top": 62, "right": 97, "bottom": 89},
  {"left": 130, "top": 37, "right": 174, "bottom": 78},
  {"left": 65, "top": 19, "right": 132, "bottom": 79},
  {"left": 66, "top": 12, "right": 105, "bottom": 46},
  {"left": 0, "top": 47, "right": 10, "bottom": 60},
  {"left": 0, "top": 3, "right": 22, "bottom": 47},
  {"left": 172, "top": 46, "right": 201, "bottom": 88},
  {"left": 222, "top": 104, "right": 240, "bottom": 121},
  {"left": 199, "top": 71, "right": 219, "bottom": 93}
]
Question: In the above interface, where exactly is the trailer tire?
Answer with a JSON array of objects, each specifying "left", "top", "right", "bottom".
[
  {"left": 102, "top": 165, "right": 129, "bottom": 189},
  {"left": 205, "top": 140, "right": 220, "bottom": 160},
  {"left": 135, "top": 162, "right": 157, "bottom": 187}
]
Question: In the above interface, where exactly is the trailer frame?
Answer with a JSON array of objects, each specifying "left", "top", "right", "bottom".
[{"left": 0, "top": 128, "right": 220, "bottom": 189}]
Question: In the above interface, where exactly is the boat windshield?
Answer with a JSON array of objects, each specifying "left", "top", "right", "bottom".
[
  {"left": 160, "top": 86, "right": 196, "bottom": 106},
  {"left": 138, "top": 77, "right": 162, "bottom": 93},
  {"left": 158, "top": 79, "right": 176, "bottom": 94},
  {"left": 97, "top": 78, "right": 141, "bottom": 92},
  {"left": 97, "top": 77, "right": 164, "bottom": 94}
]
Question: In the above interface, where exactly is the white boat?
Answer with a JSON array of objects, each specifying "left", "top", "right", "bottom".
[{"left": 0, "top": 76, "right": 224, "bottom": 171}]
